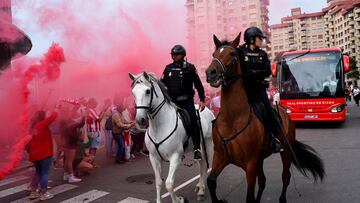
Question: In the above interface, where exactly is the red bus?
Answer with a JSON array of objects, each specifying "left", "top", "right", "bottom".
[{"left": 272, "top": 48, "right": 350, "bottom": 122}]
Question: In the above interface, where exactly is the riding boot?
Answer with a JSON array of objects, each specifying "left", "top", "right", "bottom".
[
  {"left": 268, "top": 110, "right": 283, "bottom": 153},
  {"left": 192, "top": 123, "right": 202, "bottom": 160},
  {"left": 271, "top": 134, "right": 283, "bottom": 153}
]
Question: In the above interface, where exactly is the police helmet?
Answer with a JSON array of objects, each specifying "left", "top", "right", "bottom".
[
  {"left": 244, "top": 27, "right": 266, "bottom": 44},
  {"left": 171, "top": 45, "right": 186, "bottom": 56}
]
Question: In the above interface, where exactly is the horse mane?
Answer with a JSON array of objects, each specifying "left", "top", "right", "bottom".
[{"left": 146, "top": 74, "right": 171, "bottom": 102}]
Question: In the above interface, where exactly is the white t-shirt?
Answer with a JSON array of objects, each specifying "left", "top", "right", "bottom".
[{"left": 353, "top": 88, "right": 360, "bottom": 97}]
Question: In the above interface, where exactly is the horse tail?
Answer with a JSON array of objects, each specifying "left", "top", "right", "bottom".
[{"left": 291, "top": 140, "right": 325, "bottom": 182}]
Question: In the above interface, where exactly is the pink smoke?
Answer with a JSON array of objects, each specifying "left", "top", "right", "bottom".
[
  {"left": 10, "top": 0, "right": 186, "bottom": 99},
  {"left": 0, "top": 0, "right": 187, "bottom": 179},
  {"left": 0, "top": 43, "right": 65, "bottom": 180}
]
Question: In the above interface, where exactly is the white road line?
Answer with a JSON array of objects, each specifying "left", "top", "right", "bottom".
[
  {"left": 59, "top": 189, "right": 109, "bottom": 203},
  {"left": 0, "top": 176, "right": 28, "bottom": 187},
  {"left": 11, "top": 184, "right": 78, "bottom": 203},
  {"left": 118, "top": 197, "right": 149, "bottom": 203},
  {"left": 161, "top": 169, "right": 211, "bottom": 199},
  {"left": 0, "top": 183, "right": 28, "bottom": 198},
  {"left": 161, "top": 175, "right": 199, "bottom": 199}
]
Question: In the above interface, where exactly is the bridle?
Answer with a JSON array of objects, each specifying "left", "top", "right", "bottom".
[
  {"left": 212, "top": 45, "right": 243, "bottom": 86},
  {"left": 132, "top": 76, "right": 179, "bottom": 162},
  {"left": 133, "top": 79, "right": 166, "bottom": 119}
]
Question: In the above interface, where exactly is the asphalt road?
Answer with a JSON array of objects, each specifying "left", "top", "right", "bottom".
[{"left": 1, "top": 101, "right": 359, "bottom": 203}]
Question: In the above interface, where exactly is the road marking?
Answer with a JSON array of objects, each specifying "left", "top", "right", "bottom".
[
  {"left": 0, "top": 176, "right": 28, "bottom": 187},
  {"left": 11, "top": 184, "right": 78, "bottom": 203},
  {"left": 0, "top": 183, "right": 28, "bottom": 198},
  {"left": 118, "top": 197, "right": 149, "bottom": 203},
  {"left": 59, "top": 189, "right": 109, "bottom": 203},
  {"left": 161, "top": 169, "right": 211, "bottom": 199},
  {"left": 161, "top": 175, "right": 200, "bottom": 199}
]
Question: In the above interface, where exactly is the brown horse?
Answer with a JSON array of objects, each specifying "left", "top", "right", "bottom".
[{"left": 205, "top": 33, "right": 325, "bottom": 203}]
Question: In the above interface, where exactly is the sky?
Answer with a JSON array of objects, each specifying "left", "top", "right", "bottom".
[
  {"left": 10, "top": 0, "right": 328, "bottom": 57},
  {"left": 269, "top": 0, "right": 327, "bottom": 24}
]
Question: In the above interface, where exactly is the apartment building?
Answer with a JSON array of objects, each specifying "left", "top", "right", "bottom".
[
  {"left": 269, "top": 8, "right": 326, "bottom": 60},
  {"left": 323, "top": 0, "right": 360, "bottom": 68},
  {"left": 270, "top": 0, "right": 360, "bottom": 71},
  {"left": 186, "top": 0, "right": 270, "bottom": 80}
]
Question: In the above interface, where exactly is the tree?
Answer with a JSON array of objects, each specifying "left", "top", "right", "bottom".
[{"left": 346, "top": 57, "right": 359, "bottom": 80}]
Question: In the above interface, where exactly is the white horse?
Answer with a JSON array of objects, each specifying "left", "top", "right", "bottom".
[{"left": 129, "top": 72, "right": 214, "bottom": 203}]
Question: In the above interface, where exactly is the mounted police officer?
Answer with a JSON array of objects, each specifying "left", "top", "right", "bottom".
[
  {"left": 161, "top": 45, "right": 206, "bottom": 160},
  {"left": 238, "top": 27, "right": 283, "bottom": 153}
]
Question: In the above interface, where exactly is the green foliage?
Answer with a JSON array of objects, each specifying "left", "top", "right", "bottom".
[{"left": 347, "top": 57, "right": 359, "bottom": 80}]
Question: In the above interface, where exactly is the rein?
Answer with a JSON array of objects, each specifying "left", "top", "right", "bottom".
[{"left": 212, "top": 45, "right": 243, "bottom": 86}]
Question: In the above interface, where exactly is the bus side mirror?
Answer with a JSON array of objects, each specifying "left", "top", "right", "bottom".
[
  {"left": 343, "top": 55, "right": 350, "bottom": 73},
  {"left": 271, "top": 62, "right": 277, "bottom": 77}
]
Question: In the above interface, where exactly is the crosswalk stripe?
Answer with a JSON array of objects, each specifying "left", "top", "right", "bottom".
[
  {"left": 0, "top": 176, "right": 28, "bottom": 187},
  {"left": 10, "top": 183, "right": 78, "bottom": 203},
  {"left": 118, "top": 197, "right": 149, "bottom": 203},
  {"left": 0, "top": 183, "right": 28, "bottom": 198},
  {"left": 59, "top": 189, "right": 109, "bottom": 203}
]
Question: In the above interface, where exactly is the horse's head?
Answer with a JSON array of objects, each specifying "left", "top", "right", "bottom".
[
  {"left": 206, "top": 32, "right": 241, "bottom": 88},
  {"left": 129, "top": 72, "right": 163, "bottom": 129}
]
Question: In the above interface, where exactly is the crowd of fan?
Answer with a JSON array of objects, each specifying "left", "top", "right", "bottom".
[{"left": 26, "top": 95, "right": 147, "bottom": 200}]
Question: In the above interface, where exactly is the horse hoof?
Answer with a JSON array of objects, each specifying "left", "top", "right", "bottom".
[
  {"left": 194, "top": 186, "right": 200, "bottom": 193},
  {"left": 178, "top": 196, "right": 188, "bottom": 203},
  {"left": 196, "top": 195, "right": 205, "bottom": 202},
  {"left": 279, "top": 196, "right": 287, "bottom": 203}
]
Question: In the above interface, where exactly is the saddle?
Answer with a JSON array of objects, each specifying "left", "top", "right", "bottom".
[
  {"left": 177, "top": 108, "right": 192, "bottom": 151},
  {"left": 249, "top": 99, "right": 283, "bottom": 136}
]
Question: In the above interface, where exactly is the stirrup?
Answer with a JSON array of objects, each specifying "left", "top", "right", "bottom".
[
  {"left": 272, "top": 137, "right": 283, "bottom": 153},
  {"left": 194, "top": 149, "right": 202, "bottom": 160}
]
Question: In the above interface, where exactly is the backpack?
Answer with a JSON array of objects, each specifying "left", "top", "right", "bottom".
[{"left": 105, "top": 115, "right": 113, "bottom": 131}]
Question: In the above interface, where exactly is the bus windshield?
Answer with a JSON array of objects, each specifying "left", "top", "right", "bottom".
[{"left": 280, "top": 51, "right": 344, "bottom": 99}]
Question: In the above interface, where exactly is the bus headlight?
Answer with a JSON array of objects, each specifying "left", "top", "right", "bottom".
[
  {"left": 286, "top": 108, "right": 292, "bottom": 114},
  {"left": 331, "top": 105, "right": 345, "bottom": 113}
]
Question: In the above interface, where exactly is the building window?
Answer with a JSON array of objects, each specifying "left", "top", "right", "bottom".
[
  {"left": 250, "top": 22, "right": 257, "bottom": 27},
  {"left": 249, "top": 13, "right": 257, "bottom": 19},
  {"left": 249, "top": 4, "right": 256, "bottom": 9}
]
